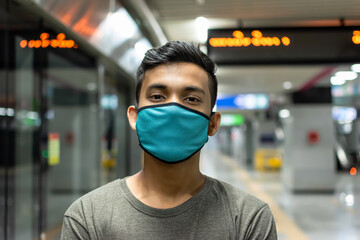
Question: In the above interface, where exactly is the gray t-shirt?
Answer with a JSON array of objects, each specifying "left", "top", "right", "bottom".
[{"left": 61, "top": 176, "right": 277, "bottom": 239}]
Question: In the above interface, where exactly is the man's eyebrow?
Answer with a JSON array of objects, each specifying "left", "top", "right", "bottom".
[
  {"left": 146, "top": 84, "right": 168, "bottom": 92},
  {"left": 184, "top": 86, "right": 205, "bottom": 95}
]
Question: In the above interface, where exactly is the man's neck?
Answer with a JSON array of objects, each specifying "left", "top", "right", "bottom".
[{"left": 126, "top": 152, "right": 206, "bottom": 209}]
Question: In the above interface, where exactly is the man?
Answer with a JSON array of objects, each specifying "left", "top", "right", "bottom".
[{"left": 61, "top": 41, "right": 277, "bottom": 239}]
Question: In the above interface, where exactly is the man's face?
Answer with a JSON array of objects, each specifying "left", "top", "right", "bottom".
[{"left": 138, "top": 62, "right": 212, "bottom": 116}]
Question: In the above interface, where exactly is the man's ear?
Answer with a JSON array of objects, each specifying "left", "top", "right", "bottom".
[
  {"left": 127, "top": 105, "right": 138, "bottom": 131},
  {"left": 208, "top": 112, "right": 221, "bottom": 136}
]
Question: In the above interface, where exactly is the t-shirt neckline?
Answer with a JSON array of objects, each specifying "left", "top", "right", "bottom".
[{"left": 119, "top": 176, "right": 213, "bottom": 218}]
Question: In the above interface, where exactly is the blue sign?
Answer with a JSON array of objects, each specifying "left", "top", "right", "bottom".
[{"left": 216, "top": 94, "right": 269, "bottom": 110}]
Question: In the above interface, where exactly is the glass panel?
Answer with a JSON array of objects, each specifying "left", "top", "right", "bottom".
[
  {"left": 1, "top": 2, "right": 132, "bottom": 238},
  {"left": 12, "top": 35, "right": 38, "bottom": 240},
  {"left": 100, "top": 74, "right": 128, "bottom": 184},
  {"left": 43, "top": 50, "right": 99, "bottom": 237},
  {"left": 0, "top": 2, "right": 7, "bottom": 239},
  {"left": 1, "top": 1, "right": 43, "bottom": 239}
]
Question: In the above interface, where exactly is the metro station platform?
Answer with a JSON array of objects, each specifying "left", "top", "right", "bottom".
[{"left": 200, "top": 143, "right": 360, "bottom": 240}]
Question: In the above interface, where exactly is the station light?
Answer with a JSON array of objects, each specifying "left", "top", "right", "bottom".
[
  {"left": 283, "top": 81, "right": 292, "bottom": 90},
  {"left": 351, "top": 64, "right": 360, "bottom": 72},
  {"left": 26, "top": 111, "right": 39, "bottom": 120},
  {"left": 195, "top": 0, "right": 205, "bottom": 5},
  {"left": 335, "top": 71, "right": 358, "bottom": 81},
  {"left": 0, "top": 108, "right": 6, "bottom": 116},
  {"left": 105, "top": 9, "right": 138, "bottom": 39},
  {"left": 350, "top": 167, "right": 357, "bottom": 176},
  {"left": 332, "top": 107, "right": 357, "bottom": 122},
  {"left": 279, "top": 109, "right": 290, "bottom": 118},
  {"left": 135, "top": 39, "right": 151, "bottom": 58},
  {"left": 7, "top": 108, "right": 14, "bottom": 116},
  {"left": 73, "top": 18, "right": 97, "bottom": 36},
  {"left": 345, "top": 193, "right": 354, "bottom": 207},
  {"left": 330, "top": 76, "right": 345, "bottom": 85},
  {"left": 196, "top": 17, "right": 209, "bottom": 43},
  {"left": 0, "top": 107, "right": 15, "bottom": 117}
]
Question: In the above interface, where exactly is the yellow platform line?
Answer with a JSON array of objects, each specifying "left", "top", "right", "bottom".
[
  {"left": 37, "top": 223, "right": 62, "bottom": 240},
  {"left": 220, "top": 154, "right": 309, "bottom": 240}
]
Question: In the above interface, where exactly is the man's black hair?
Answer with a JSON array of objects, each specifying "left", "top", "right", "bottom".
[{"left": 136, "top": 41, "right": 218, "bottom": 109}]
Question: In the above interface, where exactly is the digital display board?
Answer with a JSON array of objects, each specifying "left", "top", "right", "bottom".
[
  {"left": 20, "top": 33, "right": 78, "bottom": 49},
  {"left": 207, "top": 27, "right": 360, "bottom": 65}
]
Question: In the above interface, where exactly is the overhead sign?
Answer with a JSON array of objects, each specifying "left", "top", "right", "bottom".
[
  {"left": 20, "top": 33, "right": 78, "bottom": 49},
  {"left": 209, "top": 30, "right": 291, "bottom": 48},
  {"left": 216, "top": 94, "right": 269, "bottom": 110},
  {"left": 208, "top": 27, "right": 360, "bottom": 65}
]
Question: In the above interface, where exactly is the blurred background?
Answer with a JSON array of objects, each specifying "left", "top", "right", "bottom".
[{"left": 1, "top": 0, "right": 360, "bottom": 239}]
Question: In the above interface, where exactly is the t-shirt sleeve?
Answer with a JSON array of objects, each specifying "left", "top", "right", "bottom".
[
  {"left": 60, "top": 215, "right": 90, "bottom": 240},
  {"left": 60, "top": 198, "right": 94, "bottom": 240},
  {"left": 244, "top": 204, "right": 278, "bottom": 240}
]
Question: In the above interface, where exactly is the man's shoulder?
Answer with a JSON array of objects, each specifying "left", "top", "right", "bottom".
[
  {"left": 64, "top": 178, "right": 124, "bottom": 218},
  {"left": 208, "top": 177, "right": 277, "bottom": 239},
  {"left": 208, "top": 176, "right": 267, "bottom": 211},
  {"left": 79, "top": 178, "right": 122, "bottom": 202}
]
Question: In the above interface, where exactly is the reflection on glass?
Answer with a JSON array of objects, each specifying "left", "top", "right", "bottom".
[
  {"left": 100, "top": 75, "right": 127, "bottom": 184},
  {"left": 13, "top": 35, "right": 37, "bottom": 240},
  {"left": 45, "top": 51, "right": 99, "bottom": 233}
]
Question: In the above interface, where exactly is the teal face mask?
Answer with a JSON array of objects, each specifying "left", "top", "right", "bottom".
[{"left": 136, "top": 103, "right": 212, "bottom": 164}]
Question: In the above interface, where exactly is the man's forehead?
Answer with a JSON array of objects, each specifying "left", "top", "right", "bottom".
[{"left": 142, "top": 63, "right": 209, "bottom": 90}]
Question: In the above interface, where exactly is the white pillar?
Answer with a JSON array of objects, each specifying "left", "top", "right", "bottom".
[{"left": 282, "top": 105, "right": 335, "bottom": 192}]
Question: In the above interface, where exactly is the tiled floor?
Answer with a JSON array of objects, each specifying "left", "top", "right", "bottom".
[{"left": 200, "top": 146, "right": 360, "bottom": 240}]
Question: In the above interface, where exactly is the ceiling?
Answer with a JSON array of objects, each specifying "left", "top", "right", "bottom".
[
  {"left": 144, "top": 0, "right": 360, "bottom": 96},
  {"left": 146, "top": 0, "right": 360, "bottom": 22},
  {"left": 216, "top": 65, "right": 331, "bottom": 95}
]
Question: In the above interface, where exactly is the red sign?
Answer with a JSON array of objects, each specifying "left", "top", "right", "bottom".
[{"left": 307, "top": 131, "right": 319, "bottom": 145}]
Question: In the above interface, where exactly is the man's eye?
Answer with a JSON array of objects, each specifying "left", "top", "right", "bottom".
[
  {"left": 149, "top": 94, "right": 165, "bottom": 101},
  {"left": 185, "top": 97, "right": 200, "bottom": 103}
]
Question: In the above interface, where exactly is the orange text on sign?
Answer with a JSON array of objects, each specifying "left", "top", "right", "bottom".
[
  {"left": 20, "top": 33, "right": 78, "bottom": 49},
  {"left": 353, "top": 31, "right": 360, "bottom": 44},
  {"left": 209, "top": 30, "right": 290, "bottom": 47}
]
